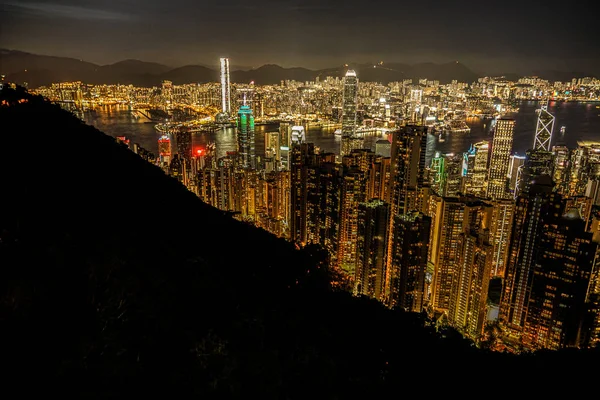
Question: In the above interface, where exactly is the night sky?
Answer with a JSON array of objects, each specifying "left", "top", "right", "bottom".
[{"left": 1, "top": 0, "right": 598, "bottom": 74}]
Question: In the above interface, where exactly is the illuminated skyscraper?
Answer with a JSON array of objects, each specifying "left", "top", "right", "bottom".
[
  {"left": 387, "top": 125, "right": 428, "bottom": 216},
  {"left": 341, "top": 70, "right": 359, "bottom": 156},
  {"left": 568, "top": 141, "right": 600, "bottom": 197},
  {"left": 290, "top": 143, "right": 318, "bottom": 245},
  {"left": 431, "top": 152, "right": 445, "bottom": 195},
  {"left": 449, "top": 216, "right": 493, "bottom": 341},
  {"left": 463, "top": 141, "right": 489, "bottom": 196},
  {"left": 552, "top": 145, "right": 570, "bottom": 195},
  {"left": 489, "top": 199, "right": 514, "bottom": 277},
  {"left": 220, "top": 58, "right": 231, "bottom": 115},
  {"left": 367, "top": 156, "right": 391, "bottom": 201},
  {"left": 523, "top": 209, "right": 597, "bottom": 350},
  {"left": 338, "top": 168, "right": 368, "bottom": 275},
  {"left": 508, "top": 154, "right": 526, "bottom": 193},
  {"left": 533, "top": 101, "right": 555, "bottom": 151},
  {"left": 487, "top": 118, "right": 515, "bottom": 199},
  {"left": 500, "top": 176, "right": 562, "bottom": 342},
  {"left": 355, "top": 200, "right": 390, "bottom": 300},
  {"left": 279, "top": 122, "right": 292, "bottom": 171},
  {"left": 237, "top": 104, "right": 256, "bottom": 169},
  {"left": 388, "top": 212, "right": 431, "bottom": 311},
  {"left": 290, "top": 144, "right": 340, "bottom": 256},
  {"left": 430, "top": 197, "right": 492, "bottom": 313},
  {"left": 264, "top": 131, "right": 280, "bottom": 172},
  {"left": 291, "top": 126, "right": 306, "bottom": 144},
  {"left": 444, "top": 153, "right": 463, "bottom": 197}
]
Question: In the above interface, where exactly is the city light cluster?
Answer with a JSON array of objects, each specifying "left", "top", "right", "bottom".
[{"left": 32, "top": 63, "right": 600, "bottom": 353}]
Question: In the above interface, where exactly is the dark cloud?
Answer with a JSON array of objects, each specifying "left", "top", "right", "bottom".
[
  {"left": 3, "top": 2, "right": 134, "bottom": 21},
  {"left": 1, "top": 0, "right": 598, "bottom": 74}
]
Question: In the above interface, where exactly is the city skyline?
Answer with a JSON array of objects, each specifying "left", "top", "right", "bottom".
[
  {"left": 2, "top": 0, "right": 599, "bottom": 76},
  {"left": 3, "top": 0, "right": 600, "bottom": 393},
  {"left": 9, "top": 52, "right": 600, "bottom": 354}
]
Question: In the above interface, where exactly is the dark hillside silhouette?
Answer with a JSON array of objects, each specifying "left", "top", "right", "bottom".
[{"left": 0, "top": 85, "right": 598, "bottom": 397}]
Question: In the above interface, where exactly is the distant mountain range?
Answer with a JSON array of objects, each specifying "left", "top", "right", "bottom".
[{"left": 0, "top": 49, "right": 592, "bottom": 88}]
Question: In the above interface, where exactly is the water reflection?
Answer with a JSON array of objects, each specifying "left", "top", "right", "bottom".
[{"left": 85, "top": 101, "right": 600, "bottom": 164}]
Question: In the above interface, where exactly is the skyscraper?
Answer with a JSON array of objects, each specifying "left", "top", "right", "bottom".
[
  {"left": 290, "top": 143, "right": 318, "bottom": 245},
  {"left": 237, "top": 104, "right": 255, "bottom": 169},
  {"left": 489, "top": 200, "right": 514, "bottom": 277},
  {"left": 508, "top": 154, "right": 526, "bottom": 194},
  {"left": 338, "top": 168, "right": 368, "bottom": 276},
  {"left": 463, "top": 141, "right": 489, "bottom": 196},
  {"left": 290, "top": 144, "right": 340, "bottom": 257},
  {"left": 220, "top": 57, "right": 231, "bottom": 115},
  {"left": 443, "top": 153, "right": 463, "bottom": 197},
  {"left": 515, "top": 149, "right": 554, "bottom": 197},
  {"left": 449, "top": 219, "right": 493, "bottom": 341},
  {"left": 341, "top": 70, "right": 359, "bottom": 156},
  {"left": 487, "top": 118, "right": 515, "bottom": 199},
  {"left": 430, "top": 197, "right": 492, "bottom": 313},
  {"left": 500, "top": 176, "right": 562, "bottom": 342},
  {"left": 388, "top": 212, "right": 431, "bottom": 311},
  {"left": 355, "top": 200, "right": 390, "bottom": 300},
  {"left": 522, "top": 209, "right": 598, "bottom": 350},
  {"left": 387, "top": 125, "right": 428, "bottom": 216},
  {"left": 533, "top": 102, "right": 555, "bottom": 151},
  {"left": 552, "top": 145, "right": 570, "bottom": 195}
]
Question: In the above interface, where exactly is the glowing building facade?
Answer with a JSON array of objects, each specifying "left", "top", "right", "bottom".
[
  {"left": 341, "top": 70, "right": 360, "bottom": 156},
  {"left": 355, "top": 200, "right": 390, "bottom": 299},
  {"left": 220, "top": 57, "right": 231, "bottom": 115},
  {"left": 487, "top": 118, "right": 515, "bottom": 199},
  {"left": 237, "top": 105, "right": 256, "bottom": 169}
]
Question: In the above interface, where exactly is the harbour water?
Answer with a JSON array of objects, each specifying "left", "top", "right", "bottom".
[{"left": 84, "top": 101, "right": 600, "bottom": 165}]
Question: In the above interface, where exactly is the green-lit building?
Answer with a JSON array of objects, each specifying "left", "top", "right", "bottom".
[{"left": 237, "top": 105, "right": 255, "bottom": 169}]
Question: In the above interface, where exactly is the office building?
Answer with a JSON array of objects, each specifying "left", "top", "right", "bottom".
[
  {"left": 237, "top": 104, "right": 256, "bottom": 169},
  {"left": 515, "top": 149, "right": 554, "bottom": 197},
  {"left": 552, "top": 145, "right": 570, "bottom": 195},
  {"left": 533, "top": 102, "right": 555, "bottom": 151},
  {"left": 508, "top": 154, "right": 526, "bottom": 193},
  {"left": 487, "top": 118, "right": 515, "bottom": 199},
  {"left": 341, "top": 70, "right": 359, "bottom": 156},
  {"left": 463, "top": 141, "right": 489, "bottom": 196},
  {"left": 220, "top": 57, "right": 231, "bottom": 115}
]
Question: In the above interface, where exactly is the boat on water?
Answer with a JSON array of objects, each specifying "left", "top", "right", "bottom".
[
  {"left": 560, "top": 126, "right": 566, "bottom": 134},
  {"left": 438, "top": 133, "right": 445, "bottom": 142},
  {"left": 334, "top": 128, "right": 342, "bottom": 136}
]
